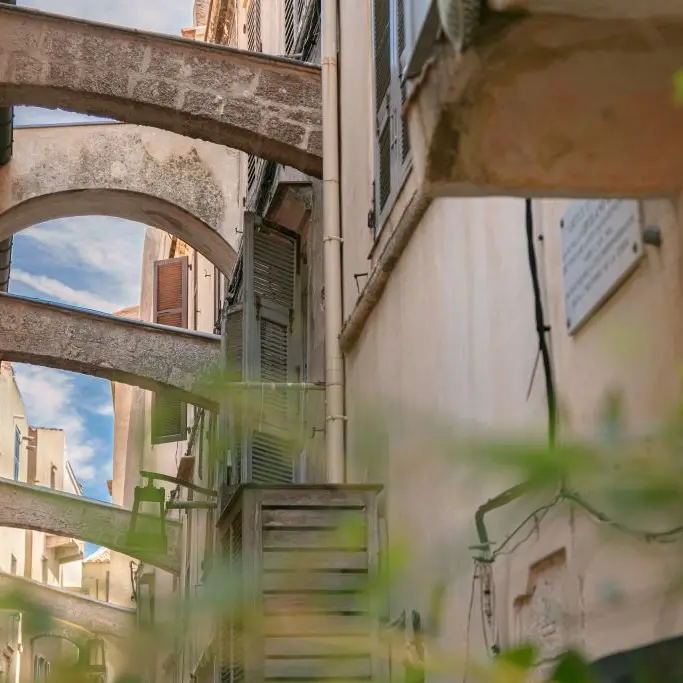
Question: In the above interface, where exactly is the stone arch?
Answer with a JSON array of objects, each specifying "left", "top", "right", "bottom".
[
  {"left": 0, "top": 294, "right": 221, "bottom": 409},
  {"left": 0, "top": 5, "right": 322, "bottom": 177},
  {"left": 0, "top": 123, "right": 239, "bottom": 275}
]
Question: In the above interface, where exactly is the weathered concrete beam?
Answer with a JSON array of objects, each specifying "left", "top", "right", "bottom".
[
  {"left": 0, "top": 293, "right": 221, "bottom": 409},
  {"left": 0, "top": 476, "right": 181, "bottom": 574},
  {"left": 0, "top": 571, "right": 136, "bottom": 639},
  {"left": 490, "top": 0, "right": 683, "bottom": 21},
  {"left": 408, "top": 14, "right": 683, "bottom": 198},
  {"left": 0, "top": 123, "right": 238, "bottom": 275},
  {"left": 0, "top": 5, "right": 322, "bottom": 177}
]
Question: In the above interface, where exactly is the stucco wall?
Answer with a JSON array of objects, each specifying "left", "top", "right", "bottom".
[{"left": 338, "top": 0, "right": 683, "bottom": 669}]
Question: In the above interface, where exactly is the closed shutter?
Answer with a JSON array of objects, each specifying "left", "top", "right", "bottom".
[
  {"left": 152, "top": 256, "right": 189, "bottom": 445},
  {"left": 372, "top": 0, "right": 412, "bottom": 234},
  {"left": 219, "top": 214, "right": 301, "bottom": 486},
  {"left": 373, "top": 0, "right": 392, "bottom": 220},
  {"left": 244, "top": 215, "right": 299, "bottom": 484}
]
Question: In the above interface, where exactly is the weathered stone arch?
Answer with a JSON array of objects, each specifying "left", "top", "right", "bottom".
[
  {"left": 0, "top": 5, "right": 322, "bottom": 177},
  {"left": 0, "top": 294, "right": 221, "bottom": 410},
  {"left": 0, "top": 124, "right": 239, "bottom": 275},
  {"left": 0, "top": 475, "right": 181, "bottom": 574},
  {"left": 0, "top": 572, "right": 135, "bottom": 640}
]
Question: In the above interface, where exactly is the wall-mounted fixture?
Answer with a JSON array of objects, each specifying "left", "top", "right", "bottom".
[{"left": 643, "top": 226, "right": 662, "bottom": 247}]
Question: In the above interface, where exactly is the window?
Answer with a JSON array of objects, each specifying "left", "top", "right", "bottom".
[
  {"left": 246, "top": 0, "right": 262, "bottom": 194},
  {"left": 50, "top": 464, "right": 56, "bottom": 489},
  {"left": 13, "top": 426, "right": 20, "bottom": 480},
  {"left": 10, "top": 555, "right": 16, "bottom": 575},
  {"left": 151, "top": 256, "right": 189, "bottom": 444},
  {"left": 371, "top": 0, "right": 411, "bottom": 235}
]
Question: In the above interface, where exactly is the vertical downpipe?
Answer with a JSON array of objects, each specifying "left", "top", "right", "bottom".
[{"left": 322, "top": 0, "right": 345, "bottom": 483}]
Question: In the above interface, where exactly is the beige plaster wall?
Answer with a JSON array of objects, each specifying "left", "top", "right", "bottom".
[{"left": 338, "top": 0, "right": 683, "bottom": 669}]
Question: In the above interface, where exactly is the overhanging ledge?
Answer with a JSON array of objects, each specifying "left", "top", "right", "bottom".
[{"left": 407, "top": 13, "right": 683, "bottom": 198}]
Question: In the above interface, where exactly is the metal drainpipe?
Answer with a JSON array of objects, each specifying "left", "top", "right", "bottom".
[
  {"left": 0, "top": 0, "right": 16, "bottom": 293},
  {"left": 322, "top": 0, "right": 345, "bottom": 483}
]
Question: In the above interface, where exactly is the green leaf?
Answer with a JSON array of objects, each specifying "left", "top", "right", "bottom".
[
  {"left": 498, "top": 643, "right": 538, "bottom": 670},
  {"left": 550, "top": 650, "right": 597, "bottom": 683},
  {"left": 674, "top": 68, "right": 683, "bottom": 107}
]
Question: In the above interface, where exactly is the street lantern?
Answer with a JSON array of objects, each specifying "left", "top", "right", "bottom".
[{"left": 126, "top": 479, "right": 167, "bottom": 554}]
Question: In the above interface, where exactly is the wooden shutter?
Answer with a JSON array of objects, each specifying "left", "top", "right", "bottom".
[
  {"left": 152, "top": 256, "right": 189, "bottom": 444},
  {"left": 219, "top": 214, "right": 301, "bottom": 487},
  {"left": 372, "top": 0, "right": 392, "bottom": 222},
  {"left": 244, "top": 215, "right": 300, "bottom": 484},
  {"left": 372, "top": 0, "right": 412, "bottom": 234},
  {"left": 153, "top": 256, "right": 188, "bottom": 327}
]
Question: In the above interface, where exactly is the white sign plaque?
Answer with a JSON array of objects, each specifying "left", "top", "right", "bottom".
[{"left": 561, "top": 199, "right": 643, "bottom": 334}]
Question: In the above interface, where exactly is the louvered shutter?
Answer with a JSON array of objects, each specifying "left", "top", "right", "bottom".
[
  {"left": 372, "top": 0, "right": 392, "bottom": 224},
  {"left": 220, "top": 303, "right": 245, "bottom": 485},
  {"left": 372, "top": 0, "right": 412, "bottom": 236},
  {"left": 246, "top": 0, "right": 262, "bottom": 194},
  {"left": 396, "top": 0, "right": 410, "bottom": 164},
  {"left": 151, "top": 256, "right": 188, "bottom": 444},
  {"left": 243, "top": 214, "right": 299, "bottom": 484}
]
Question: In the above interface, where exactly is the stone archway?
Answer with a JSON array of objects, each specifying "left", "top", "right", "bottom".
[
  {"left": 0, "top": 5, "right": 322, "bottom": 177},
  {"left": 0, "top": 293, "right": 221, "bottom": 409},
  {"left": 0, "top": 123, "right": 239, "bottom": 275}
]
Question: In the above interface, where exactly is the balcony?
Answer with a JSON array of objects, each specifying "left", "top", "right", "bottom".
[{"left": 404, "top": 0, "right": 683, "bottom": 198}]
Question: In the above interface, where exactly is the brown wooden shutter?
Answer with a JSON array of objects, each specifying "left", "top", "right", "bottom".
[
  {"left": 153, "top": 256, "right": 189, "bottom": 327},
  {"left": 152, "top": 256, "right": 189, "bottom": 444}
]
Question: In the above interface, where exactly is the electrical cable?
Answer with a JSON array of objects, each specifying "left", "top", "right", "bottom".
[{"left": 525, "top": 198, "right": 557, "bottom": 448}]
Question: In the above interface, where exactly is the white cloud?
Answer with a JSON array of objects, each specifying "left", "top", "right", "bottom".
[
  {"left": 88, "top": 401, "right": 114, "bottom": 417},
  {"left": 11, "top": 269, "right": 124, "bottom": 313},
  {"left": 13, "top": 365, "right": 105, "bottom": 482},
  {"left": 18, "top": 216, "right": 146, "bottom": 310}
]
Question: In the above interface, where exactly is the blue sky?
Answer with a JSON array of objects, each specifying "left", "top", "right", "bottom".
[{"left": 9, "top": 0, "right": 193, "bottom": 515}]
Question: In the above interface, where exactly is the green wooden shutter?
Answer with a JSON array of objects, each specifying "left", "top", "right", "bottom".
[
  {"left": 151, "top": 256, "right": 188, "bottom": 445},
  {"left": 372, "top": 0, "right": 392, "bottom": 224},
  {"left": 219, "top": 214, "right": 301, "bottom": 486},
  {"left": 372, "top": 0, "right": 412, "bottom": 235},
  {"left": 243, "top": 213, "right": 300, "bottom": 484}
]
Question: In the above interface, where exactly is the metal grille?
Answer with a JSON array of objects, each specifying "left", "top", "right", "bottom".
[
  {"left": 373, "top": 0, "right": 391, "bottom": 115},
  {"left": 252, "top": 432, "right": 293, "bottom": 483},
  {"left": 253, "top": 229, "right": 296, "bottom": 309}
]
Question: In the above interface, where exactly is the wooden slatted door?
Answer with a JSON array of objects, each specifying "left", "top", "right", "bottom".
[{"left": 217, "top": 485, "right": 382, "bottom": 683}]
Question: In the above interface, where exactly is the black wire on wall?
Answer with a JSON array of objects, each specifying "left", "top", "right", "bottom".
[{"left": 525, "top": 198, "right": 557, "bottom": 448}]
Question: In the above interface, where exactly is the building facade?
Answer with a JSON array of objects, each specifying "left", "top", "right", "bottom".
[
  {"left": 0, "top": 363, "right": 86, "bottom": 683},
  {"left": 101, "top": 1, "right": 683, "bottom": 682}
]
